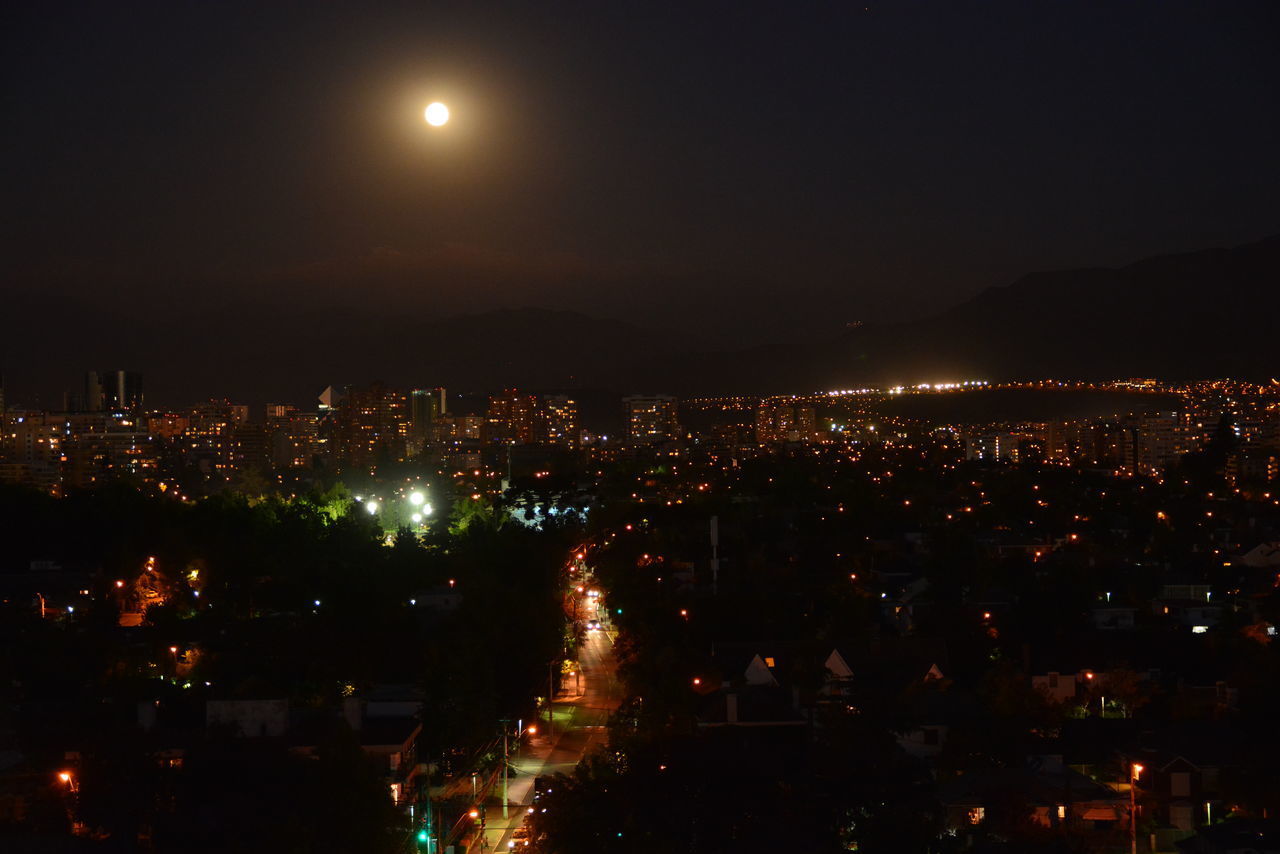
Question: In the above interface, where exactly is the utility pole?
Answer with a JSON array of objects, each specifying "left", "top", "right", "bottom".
[
  {"left": 710, "top": 516, "right": 719, "bottom": 596},
  {"left": 547, "top": 660, "right": 556, "bottom": 737},
  {"left": 1130, "top": 762, "right": 1143, "bottom": 854},
  {"left": 500, "top": 718, "right": 510, "bottom": 820},
  {"left": 427, "top": 797, "right": 437, "bottom": 854}
]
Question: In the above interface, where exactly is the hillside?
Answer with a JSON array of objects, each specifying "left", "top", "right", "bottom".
[{"left": 651, "top": 235, "right": 1280, "bottom": 393}]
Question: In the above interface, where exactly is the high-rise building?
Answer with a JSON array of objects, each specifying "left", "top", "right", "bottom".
[
  {"left": 147, "top": 413, "right": 189, "bottom": 440},
  {"left": 410, "top": 388, "right": 447, "bottom": 451},
  {"left": 85, "top": 370, "right": 143, "bottom": 413},
  {"left": 542, "top": 395, "right": 579, "bottom": 447},
  {"left": 1, "top": 412, "right": 64, "bottom": 493},
  {"left": 333, "top": 383, "right": 411, "bottom": 466},
  {"left": 486, "top": 390, "right": 542, "bottom": 445},
  {"left": 796, "top": 407, "right": 817, "bottom": 439},
  {"left": 623, "top": 395, "right": 680, "bottom": 444},
  {"left": 230, "top": 424, "right": 271, "bottom": 474},
  {"left": 755, "top": 402, "right": 816, "bottom": 443},
  {"left": 59, "top": 411, "right": 157, "bottom": 489},
  {"left": 182, "top": 400, "right": 243, "bottom": 475},
  {"left": 265, "top": 404, "right": 320, "bottom": 469}
]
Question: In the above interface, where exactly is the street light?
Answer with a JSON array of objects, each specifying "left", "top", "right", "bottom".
[
  {"left": 1130, "top": 763, "right": 1144, "bottom": 854},
  {"left": 409, "top": 491, "right": 425, "bottom": 506}
]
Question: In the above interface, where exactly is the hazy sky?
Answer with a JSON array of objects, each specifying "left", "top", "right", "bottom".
[{"left": 3, "top": 1, "right": 1279, "bottom": 399}]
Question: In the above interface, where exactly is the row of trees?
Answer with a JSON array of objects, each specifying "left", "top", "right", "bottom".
[{"left": 0, "top": 479, "right": 579, "bottom": 850}]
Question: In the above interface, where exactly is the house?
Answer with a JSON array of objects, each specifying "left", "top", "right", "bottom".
[
  {"left": 818, "top": 647, "right": 854, "bottom": 698},
  {"left": 938, "top": 759, "right": 1126, "bottom": 839},
  {"left": 1127, "top": 724, "right": 1245, "bottom": 847},
  {"left": 1238, "top": 542, "right": 1280, "bottom": 569},
  {"left": 695, "top": 687, "right": 807, "bottom": 729},
  {"left": 1151, "top": 599, "right": 1224, "bottom": 631},
  {"left": 695, "top": 643, "right": 807, "bottom": 729},
  {"left": 1032, "top": 671, "right": 1087, "bottom": 704},
  {"left": 895, "top": 681, "right": 974, "bottom": 760}
]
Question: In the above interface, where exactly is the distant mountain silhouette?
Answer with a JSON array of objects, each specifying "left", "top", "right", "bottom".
[
  {"left": 3, "top": 237, "right": 1277, "bottom": 406},
  {"left": 637, "top": 235, "right": 1280, "bottom": 393}
]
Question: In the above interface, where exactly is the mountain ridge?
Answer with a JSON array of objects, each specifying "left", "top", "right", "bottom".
[{"left": 2, "top": 236, "right": 1277, "bottom": 406}]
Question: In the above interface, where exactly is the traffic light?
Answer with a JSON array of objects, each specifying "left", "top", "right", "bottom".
[{"left": 417, "top": 829, "right": 429, "bottom": 845}]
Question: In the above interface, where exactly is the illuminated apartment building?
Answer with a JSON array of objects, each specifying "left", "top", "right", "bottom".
[
  {"left": 624, "top": 395, "right": 680, "bottom": 444},
  {"left": 542, "top": 395, "right": 579, "bottom": 447}
]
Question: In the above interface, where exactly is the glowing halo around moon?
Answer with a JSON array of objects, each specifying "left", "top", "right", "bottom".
[{"left": 425, "top": 102, "right": 449, "bottom": 126}]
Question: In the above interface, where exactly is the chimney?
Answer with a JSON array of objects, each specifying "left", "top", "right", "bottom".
[{"left": 726, "top": 693, "right": 738, "bottom": 724}]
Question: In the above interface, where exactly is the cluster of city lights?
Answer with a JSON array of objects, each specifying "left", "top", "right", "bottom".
[{"left": 355, "top": 490, "right": 434, "bottom": 525}]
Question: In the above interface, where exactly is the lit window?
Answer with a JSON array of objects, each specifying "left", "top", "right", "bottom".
[{"left": 968, "top": 807, "right": 985, "bottom": 825}]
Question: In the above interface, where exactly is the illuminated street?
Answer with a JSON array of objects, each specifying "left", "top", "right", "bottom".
[{"left": 482, "top": 591, "right": 622, "bottom": 852}]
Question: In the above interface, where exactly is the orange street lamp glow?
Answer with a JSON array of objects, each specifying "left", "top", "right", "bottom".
[
  {"left": 58, "top": 772, "right": 72, "bottom": 783},
  {"left": 1132, "top": 763, "right": 1144, "bottom": 779}
]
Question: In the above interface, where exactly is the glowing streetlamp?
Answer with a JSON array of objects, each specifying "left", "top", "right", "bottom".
[
  {"left": 409, "top": 491, "right": 425, "bottom": 506},
  {"left": 1130, "top": 763, "right": 1144, "bottom": 854}
]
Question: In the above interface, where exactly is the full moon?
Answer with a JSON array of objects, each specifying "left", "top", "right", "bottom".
[{"left": 425, "top": 102, "right": 449, "bottom": 126}]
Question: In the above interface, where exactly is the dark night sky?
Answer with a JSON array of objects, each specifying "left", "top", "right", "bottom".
[{"left": 3, "top": 1, "right": 1279, "bottom": 402}]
